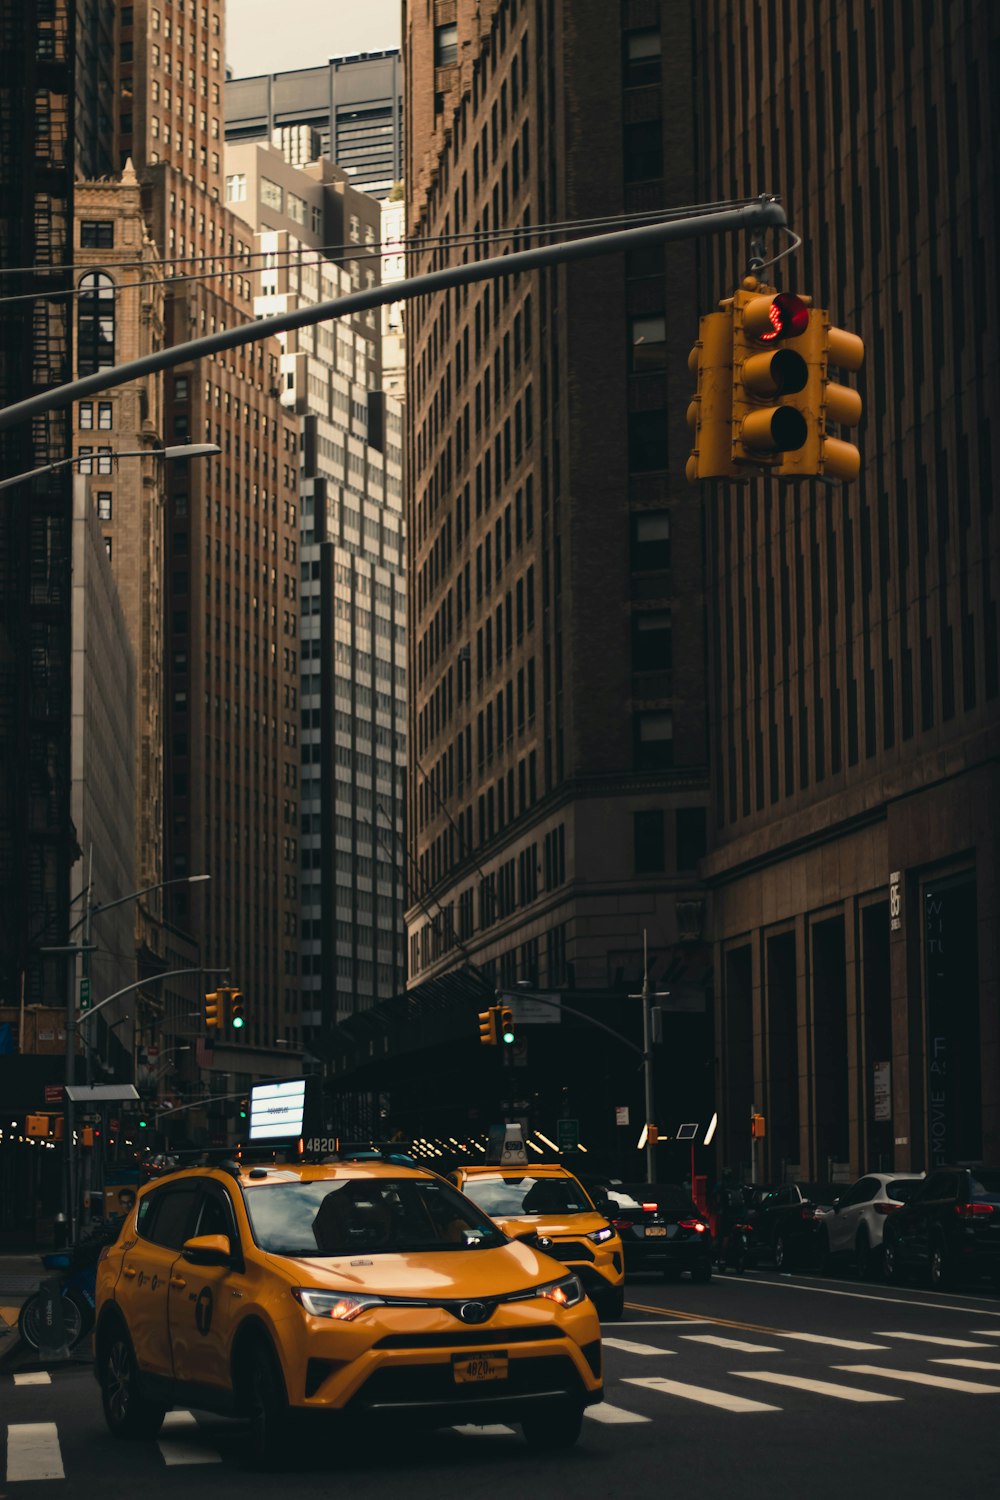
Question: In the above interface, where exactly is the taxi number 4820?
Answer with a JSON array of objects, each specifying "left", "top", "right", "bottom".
[{"left": 453, "top": 1354, "right": 509, "bottom": 1384}]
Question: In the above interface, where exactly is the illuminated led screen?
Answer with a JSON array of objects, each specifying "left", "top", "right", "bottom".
[{"left": 248, "top": 1079, "right": 307, "bottom": 1142}]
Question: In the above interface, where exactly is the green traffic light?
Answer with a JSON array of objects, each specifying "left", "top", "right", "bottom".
[
  {"left": 232, "top": 1015, "right": 244, "bottom": 1029},
  {"left": 139, "top": 1119, "right": 147, "bottom": 1129}
]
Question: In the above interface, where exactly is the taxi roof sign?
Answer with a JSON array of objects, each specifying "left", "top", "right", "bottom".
[{"left": 487, "top": 1123, "right": 528, "bottom": 1165}]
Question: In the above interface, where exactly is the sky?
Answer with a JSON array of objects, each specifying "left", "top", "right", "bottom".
[{"left": 226, "top": 0, "right": 402, "bottom": 79}]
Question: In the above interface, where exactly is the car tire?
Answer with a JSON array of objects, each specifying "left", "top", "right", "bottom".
[
  {"left": 855, "top": 1229, "right": 874, "bottom": 1281},
  {"left": 99, "top": 1325, "right": 166, "bottom": 1440},
  {"left": 599, "top": 1286, "right": 626, "bottom": 1320},
  {"left": 522, "top": 1403, "right": 584, "bottom": 1450},
  {"left": 245, "top": 1340, "right": 293, "bottom": 1470},
  {"left": 929, "top": 1236, "right": 953, "bottom": 1292},
  {"left": 690, "top": 1258, "right": 713, "bottom": 1284},
  {"left": 773, "top": 1233, "right": 790, "bottom": 1272},
  {"left": 883, "top": 1238, "right": 903, "bottom": 1284}
]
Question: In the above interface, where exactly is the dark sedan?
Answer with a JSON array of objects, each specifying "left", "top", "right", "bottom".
[
  {"left": 883, "top": 1166, "right": 1000, "bottom": 1291},
  {"left": 751, "top": 1182, "right": 839, "bottom": 1270},
  {"left": 604, "top": 1183, "right": 714, "bottom": 1282}
]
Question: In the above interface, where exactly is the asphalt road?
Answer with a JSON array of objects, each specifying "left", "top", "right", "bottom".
[{"left": 5, "top": 1267, "right": 1000, "bottom": 1500}]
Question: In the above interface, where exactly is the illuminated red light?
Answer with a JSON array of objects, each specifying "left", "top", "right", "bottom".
[{"left": 758, "top": 292, "right": 810, "bottom": 344}]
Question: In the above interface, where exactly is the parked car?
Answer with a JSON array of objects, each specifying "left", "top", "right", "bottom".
[
  {"left": 816, "top": 1172, "right": 924, "bottom": 1278},
  {"left": 752, "top": 1182, "right": 839, "bottom": 1270},
  {"left": 602, "top": 1183, "right": 713, "bottom": 1282},
  {"left": 882, "top": 1166, "right": 1000, "bottom": 1291}
]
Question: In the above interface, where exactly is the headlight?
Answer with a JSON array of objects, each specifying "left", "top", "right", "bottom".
[
  {"left": 292, "top": 1288, "right": 385, "bottom": 1321},
  {"left": 536, "top": 1274, "right": 585, "bottom": 1308},
  {"left": 587, "top": 1225, "right": 615, "bottom": 1244}
]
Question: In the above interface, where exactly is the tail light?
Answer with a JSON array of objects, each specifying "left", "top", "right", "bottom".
[
  {"left": 874, "top": 1202, "right": 899, "bottom": 1216},
  {"left": 954, "top": 1202, "right": 995, "bottom": 1220},
  {"left": 641, "top": 1203, "right": 658, "bottom": 1213},
  {"left": 800, "top": 1205, "right": 816, "bottom": 1221},
  {"left": 612, "top": 1219, "right": 635, "bottom": 1230},
  {"left": 678, "top": 1218, "right": 707, "bottom": 1233}
]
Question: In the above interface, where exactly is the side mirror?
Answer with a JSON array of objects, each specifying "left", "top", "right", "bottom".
[
  {"left": 182, "top": 1233, "right": 232, "bottom": 1267},
  {"left": 592, "top": 1193, "right": 612, "bottom": 1216}
]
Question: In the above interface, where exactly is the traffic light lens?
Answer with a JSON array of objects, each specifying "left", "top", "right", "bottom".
[
  {"left": 760, "top": 292, "right": 809, "bottom": 342},
  {"left": 232, "top": 1014, "right": 245, "bottom": 1029},
  {"left": 502, "top": 1027, "right": 514, "bottom": 1044}
]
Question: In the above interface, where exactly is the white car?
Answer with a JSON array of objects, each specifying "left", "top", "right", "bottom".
[{"left": 818, "top": 1172, "right": 925, "bottom": 1278}]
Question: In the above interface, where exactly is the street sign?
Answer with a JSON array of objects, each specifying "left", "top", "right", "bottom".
[
  {"left": 64, "top": 1083, "right": 140, "bottom": 1102},
  {"left": 44, "top": 1084, "right": 63, "bottom": 1105},
  {"left": 79, "top": 976, "right": 91, "bottom": 1011},
  {"left": 676, "top": 1122, "right": 699, "bottom": 1141},
  {"left": 556, "top": 1118, "right": 579, "bottom": 1151},
  {"left": 615, "top": 1105, "right": 630, "bottom": 1127},
  {"left": 501, "top": 991, "right": 561, "bottom": 1025},
  {"left": 873, "top": 1060, "right": 892, "bottom": 1121}
]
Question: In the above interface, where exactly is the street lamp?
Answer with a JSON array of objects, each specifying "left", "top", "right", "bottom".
[{"left": 0, "top": 441, "right": 220, "bottom": 493}]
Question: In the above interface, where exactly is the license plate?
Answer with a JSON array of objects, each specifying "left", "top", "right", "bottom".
[
  {"left": 453, "top": 1353, "right": 509, "bottom": 1384},
  {"left": 645, "top": 1225, "right": 667, "bottom": 1237}
]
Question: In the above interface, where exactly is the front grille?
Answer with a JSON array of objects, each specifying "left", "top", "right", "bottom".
[
  {"left": 353, "top": 1354, "right": 586, "bottom": 1412},
  {"left": 374, "top": 1326, "right": 565, "bottom": 1350},
  {"left": 543, "top": 1240, "right": 594, "bottom": 1264}
]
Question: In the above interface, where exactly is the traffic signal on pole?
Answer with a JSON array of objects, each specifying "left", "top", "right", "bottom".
[
  {"left": 773, "top": 309, "right": 864, "bottom": 480},
  {"left": 730, "top": 278, "right": 812, "bottom": 468},
  {"left": 478, "top": 1006, "right": 499, "bottom": 1046},
  {"left": 752, "top": 1112, "right": 766, "bottom": 1139},
  {"left": 685, "top": 310, "right": 742, "bottom": 482},
  {"left": 238, "top": 1098, "right": 248, "bottom": 1120},
  {"left": 205, "top": 990, "right": 222, "bottom": 1028},
  {"left": 228, "top": 988, "right": 245, "bottom": 1030},
  {"left": 499, "top": 1006, "right": 514, "bottom": 1045}
]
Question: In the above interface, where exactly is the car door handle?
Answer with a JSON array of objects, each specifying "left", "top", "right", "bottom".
[
  {"left": 169, "top": 1275, "right": 187, "bottom": 1290},
  {"left": 123, "top": 1266, "right": 137, "bottom": 1279}
]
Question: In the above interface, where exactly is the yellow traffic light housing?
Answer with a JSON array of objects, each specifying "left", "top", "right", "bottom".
[
  {"left": 228, "top": 988, "right": 245, "bottom": 1030},
  {"left": 774, "top": 314, "right": 864, "bottom": 480},
  {"left": 752, "top": 1112, "right": 767, "bottom": 1139},
  {"left": 685, "top": 310, "right": 741, "bottom": 481},
  {"left": 731, "top": 280, "right": 812, "bottom": 467},
  {"left": 205, "top": 990, "right": 222, "bottom": 1029},
  {"left": 499, "top": 1006, "right": 514, "bottom": 1045},
  {"left": 478, "top": 1006, "right": 499, "bottom": 1046}
]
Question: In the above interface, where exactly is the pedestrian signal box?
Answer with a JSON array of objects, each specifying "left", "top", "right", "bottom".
[{"left": 752, "top": 1113, "right": 766, "bottom": 1138}]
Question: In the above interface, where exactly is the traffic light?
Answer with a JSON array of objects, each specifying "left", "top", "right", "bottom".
[
  {"left": 138, "top": 1116, "right": 148, "bottom": 1130},
  {"left": 205, "top": 989, "right": 222, "bottom": 1028},
  {"left": 238, "top": 1098, "right": 248, "bottom": 1120},
  {"left": 730, "top": 278, "right": 812, "bottom": 468},
  {"left": 228, "top": 988, "right": 245, "bottom": 1030},
  {"left": 685, "top": 310, "right": 742, "bottom": 481},
  {"left": 478, "top": 1006, "right": 499, "bottom": 1046},
  {"left": 752, "top": 1113, "right": 766, "bottom": 1139},
  {"left": 499, "top": 1005, "right": 515, "bottom": 1045},
  {"left": 774, "top": 309, "right": 864, "bottom": 480}
]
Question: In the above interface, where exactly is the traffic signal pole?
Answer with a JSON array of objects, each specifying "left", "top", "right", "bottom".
[{"left": 0, "top": 199, "right": 788, "bottom": 432}]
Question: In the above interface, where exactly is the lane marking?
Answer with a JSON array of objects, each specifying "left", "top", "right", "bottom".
[
  {"left": 585, "top": 1402, "right": 652, "bottom": 1425},
  {"left": 836, "top": 1363, "right": 1000, "bottom": 1394},
  {"left": 779, "top": 1332, "right": 889, "bottom": 1351},
  {"left": 7, "top": 1422, "right": 65, "bottom": 1482},
  {"left": 734, "top": 1370, "right": 902, "bottom": 1403},
  {"left": 616, "top": 1317, "right": 713, "bottom": 1327},
  {"left": 874, "top": 1331, "right": 996, "bottom": 1349},
  {"left": 604, "top": 1337, "right": 675, "bottom": 1356},
  {"left": 452, "top": 1424, "right": 516, "bottom": 1437},
  {"left": 714, "top": 1273, "right": 1000, "bottom": 1317},
  {"left": 12, "top": 1372, "right": 52, "bottom": 1387},
  {"left": 682, "top": 1335, "right": 784, "bottom": 1354},
  {"left": 624, "top": 1375, "right": 779, "bottom": 1413},
  {"left": 158, "top": 1410, "right": 222, "bottom": 1466},
  {"left": 932, "top": 1359, "right": 1000, "bottom": 1372}
]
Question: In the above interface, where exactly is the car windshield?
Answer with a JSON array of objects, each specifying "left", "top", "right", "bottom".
[
  {"left": 244, "top": 1177, "right": 507, "bottom": 1256},
  {"left": 887, "top": 1178, "right": 923, "bottom": 1202},
  {"left": 970, "top": 1170, "right": 1000, "bottom": 1198},
  {"left": 461, "top": 1173, "right": 593, "bottom": 1216}
]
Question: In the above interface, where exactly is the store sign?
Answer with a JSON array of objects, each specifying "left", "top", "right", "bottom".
[
  {"left": 873, "top": 1060, "right": 892, "bottom": 1121},
  {"left": 889, "top": 870, "right": 902, "bottom": 931}
]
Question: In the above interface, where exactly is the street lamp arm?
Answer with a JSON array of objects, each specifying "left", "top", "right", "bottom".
[
  {"left": 79, "top": 965, "right": 230, "bottom": 1024},
  {"left": 0, "top": 444, "right": 220, "bottom": 493},
  {"left": 153, "top": 1088, "right": 251, "bottom": 1120},
  {"left": 502, "top": 989, "right": 645, "bottom": 1060},
  {"left": 67, "top": 871, "right": 210, "bottom": 935},
  {"left": 0, "top": 199, "right": 787, "bottom": 432}
]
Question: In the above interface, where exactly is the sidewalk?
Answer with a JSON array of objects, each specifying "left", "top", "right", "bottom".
[{"left": 0, "top": 1252, "right": 43, "bottom": 1364}]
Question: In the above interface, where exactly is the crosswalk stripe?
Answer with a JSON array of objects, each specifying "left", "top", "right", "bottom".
[
  {"left": 733, "top": 1370, "right": 902, "bottom": 1403},
  {"left": 624, "top": 1375, "right": 779, "bottom": 1413},
  {"left": 604, "top": 1337, "right": 674, "bottom": 1356},
  {"left": 7, "top": 1422, "right": 64, "bottom": 1482},
  {"left": 932, "top": 1359, "right": 1000, "bottom": 1372},
  {"left": 778, "top": 1332, "right": 888, "bottom": 1350},
  {"left": 12, "top": 1372, "right": 51, "bottom": 1386},
  {"left": 968, "top": 1329, "right": 1000, "bottom": 1335},
  {"left": 874, "top": 1331, "right": 996, "bottom": 1348},
  {"left": 452, "top": 1424, "right": 516, "bottom": 1437},
  {"left": 615, "top": 1319, "right": 713, "bottom": 1327},
  {"left": 585, "top": 1402, "right": 652, "bottom": 1424},
  {"left": 682, "top": 1335, "right": 783, "bottom": 1354},
  {"left": 158, "top": 1410, "right": 222, "bottom": 1466},
  {"left": 836, "top": 1363, "right": 1000, "bottom": 1394}
]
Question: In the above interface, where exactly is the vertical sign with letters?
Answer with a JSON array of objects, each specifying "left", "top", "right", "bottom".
[{"left": 889, "top": 871, "right": 902, "bottom": 932}]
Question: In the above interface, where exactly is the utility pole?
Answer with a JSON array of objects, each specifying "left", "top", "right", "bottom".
[{"left": 629, "top": 930, "right": 670, "bottom": 1186}]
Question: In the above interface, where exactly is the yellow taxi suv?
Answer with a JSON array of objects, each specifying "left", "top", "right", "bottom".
[
  {"left": 447, "top": 1164, "right": 625, "bottom": 1320},
  {"left": 93, "top": 1157, "right": 602, "bottom": 1466}
]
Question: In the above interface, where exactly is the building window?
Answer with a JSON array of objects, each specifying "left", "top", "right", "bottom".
[
  {"left": 260, "top": 177, "right": 282, "bottom": 211},
  {"left": 119, "top": 41, "right": 133, "bottom": 62},
  {"left": 676, "top": 808, "right": 707, "bottom": 869},
  {"left": 634, "top": 711, "right": 673, "bottom": 771},
  {"left": 632, "top": 608, "right": 672, "bottom": 672},
  {"left": 631, "top": 510, "right": 671, "bottom": 571},
  {"left": 77, "top": 273, "right": 116, "bottom": 374},
  {"left": 79, "top": 402, "right": 94, "bottom": 429},
  {"left": 96, "top": 493, "right": 113, "bottom": 520},
  {"left": 434, "top": 22, "right": 458, "bottom": 68},
  {"left": 96, "top": 447, "right": 113, "bottom": 475},
  {"left": 634, "top": 810, "right": 665, "bottom": 873},
  {"left": 104, "top": 537, "right": 112, "bottom": 560},
  {"left": 624, "top": 29, "right": 662, "bottom": 87},
  {"left": 80, "top": 221, "right": 113, "bottom": 249},
  {"left": 624, "top": 120, "right": 663, "bottom": 182},
  {"left": 225, "top": 172, "right": 246, "bottom": 202},
  {"left": 630, "top": 313, "right": 666, "bottom": 371},
  {"left": 287, "top": 192, "right": 307, "bottom": 226},
  {"left": 628, "top": 409, "right": 668, "bottom": 472},
  {"left": 97, "top": 401, "right": 112, "bottom": 430},
  {"left": 174, "top": 375, "right": 189, "bottom": 400}
]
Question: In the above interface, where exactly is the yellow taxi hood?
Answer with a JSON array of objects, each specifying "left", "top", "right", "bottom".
[
  {"left": 264, "top": 1237, "right": 568, "bottom": 1296},
  {"left": 492, "top": 1211, "right": 609, "bottom": 1239}
]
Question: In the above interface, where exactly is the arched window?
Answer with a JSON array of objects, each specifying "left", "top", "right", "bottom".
[{"left": 77, "top": 272, "right": 115, "bottom": 374}]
